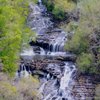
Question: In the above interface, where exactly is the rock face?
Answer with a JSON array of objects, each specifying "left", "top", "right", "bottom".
[
  {"left": 55, "top": 54, "right": 76, "bottom": 62},
  {"left": 72, "top": 75, "right": 95, "bottom": 100},
  {"left": 29, "top": 28, "right": 67, "bottom": 53},
  {"left": 19, "top": 59, "right": 65, "bottom": 78},
  {"left": 18, "top": 58, "right": 96, "bottom": 100}
]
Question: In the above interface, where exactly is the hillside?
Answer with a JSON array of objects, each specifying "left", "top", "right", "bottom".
[{"left": 0, "top": 0, "right": 100, "bottom": 100}]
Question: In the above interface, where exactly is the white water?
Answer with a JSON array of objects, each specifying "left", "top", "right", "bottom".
[
  {"left": 38, "top": 0, "right": 42, "bottom": 3},
  {"left": 47, "top": 51, "right": 66, "bottom": 56},
  {"left": 17, "top": 1, "right": 77, "bottom": 100},
  {"left": 39, "top": 82, "right": 46, "bottom": 93},
  {"left": 40, "top": 47, "right": 45, "bottom": 55},
  {"left": 16, "top": 63, "right": 30, "bottom": 78},
  {"left": 59, "top": 63, "right": 76, "bottom": 99},
  {"left": 20, "top": 48, "right": 35, "bottom": 56},
  {"left": 14, "top": 0, "right": 94, "bottom": 99},
  {"left": 39, "top": 62, "right": 76, "bottom": 100},
  {"left": 60, "top": 63, "right": 75, "bottom": 90},
  {"left": 28, "top": 2, "right": 53, "bottom": 34}
]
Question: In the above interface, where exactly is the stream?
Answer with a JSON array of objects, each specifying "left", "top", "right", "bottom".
[{"left": 16, "top": 0, "right": 95, "bottom": 100}]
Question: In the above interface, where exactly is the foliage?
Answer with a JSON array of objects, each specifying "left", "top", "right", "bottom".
[
  {"left": 0, "top": 73, "right": 41, "bottom": 100},
  {"left": 0, "top": 73, "right": 18, "bottom": 100},
  {"left": 16, "top": 76, "right": 41, "bottom": 100},
  {"left": 65, "top": 0, "right": 100, "bottom": 74},
  {"left": 76, "top": 53, "right": 97, "bottom": 74},
  {"left": 52, "top": 7, "right": 65, "bottom": 20},
  {"left": 53, "top": 0, "right": 75, "bottom": 12},
  {"left": 43, "top": 0, "right": 75, "bottom": 20},
  {"left": 0, "top": 0, "right": 36, "bottom": 76},
  {"left": 32, "top": 0, "right": 38, "bottom": 4},
  {"left": 65, "top": 27, "right": 89, "bottom": 54}
]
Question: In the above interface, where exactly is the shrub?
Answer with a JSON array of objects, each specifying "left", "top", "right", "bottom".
[
  {"left": 52, "top": 7, "right": 65, "bottom": 20},
  {"left": 0, "top": 0, "right": 36, "bottom": 76},
  {"left": 43, "top": 0, "right": 75, "bottom": 20},
  {"left": 65, "top": 28, "right": 89, "bottom": 54},
  {"left": 43, "top": 0, "right": 54, "bottom": 12},
  {"left": 16, "top": 76, "right": 41, "bottom": 100},
  {"left": 76, "top": 53, "right": 93, "bottom": 73},
  {"left": 0, "top": 73, "right": 41, "bottom": 100},
  {"left": 65, "top": 0, "right": 100, "bottom": 74},
  {"left": 32, "top": 0, "right": 38, "bottom": 4}
]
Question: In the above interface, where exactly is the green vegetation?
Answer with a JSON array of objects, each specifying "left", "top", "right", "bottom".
[
  {"left": 42, "top": 0, "right": 76, "bottom": 20},
  {"left": 76, "top": 53, "right": 97, "bottom": 74},
  {"left": 0, "top": 73, "right": 41, "bottom": 100},
  {"left": 0, "top": 0, "right": 36, "bottom": 76},
  {"left": 65, "top": 0, "right": 100, "bottom": 74},
  {"left": 33, "top": 0, "right": 38, "bottom": 4}
]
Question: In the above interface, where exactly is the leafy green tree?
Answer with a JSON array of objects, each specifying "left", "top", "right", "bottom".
[
  {"left": 65, "top": 0, "right": 100, "bottom": 74},
  {"left": 76, "top": 53, "right": 93, "bottom": 73},
  {"left": 0, "top": 0, "right": 36, "bottom": 76},
  {"left": 43, "top": 0, "right": 76, "bottom": 20}
]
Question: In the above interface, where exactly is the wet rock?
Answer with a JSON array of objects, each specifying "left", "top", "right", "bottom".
[
  {"left": 33, "top": 70, "right": 45, "bottom": 76},
  {"left": 56, "top": 54, "right": 77, "bottom": 62},
  {"left": 33, "top": 46, "right": 40, "bottom": 51},
  {"left": 52, "top": 97, "right": 57, "bottom": 100},
  {"left": 21, "top": 58, "right": 65, "bottom": 78},
  {"left": 58, "top": 62, "right": 65, "bottom": 66},
  {"left": 62, "top": 98, "right": 68, "bottom": 100},
  {"left": 19, "top": 2, "right": 96, "bottom": 100},
  {"left": 73, "top": 75, "right": 95, "bottom": 100}
]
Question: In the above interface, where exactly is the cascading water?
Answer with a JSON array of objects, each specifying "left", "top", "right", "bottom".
[
  {"left": 17, "top": 0, "right": 77, "bottom": 99},
  {"left": 16, "top": 0, "right": 94, "bottom": 100},
  {"left": 39, "top": 62, "right": 76, "bottom": 100},
  {"left": 28, "top": 1, "right": 53, "bottom": 35},
  {"left": 16, "top": 63, "right": 30, "bottom": 78},
  {"left": 59, "top": 63, "right": 76, "bottom": 99},
  {"left": 27, "top": 1, "right": 77, "bottom": 100}
]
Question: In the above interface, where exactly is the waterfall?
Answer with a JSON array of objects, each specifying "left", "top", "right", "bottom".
[
  {"left": 14, "top": 0, "right": 95, "bottom": 99},
  {"left": 20, "top": 48, "right": 35, "bottom": 56},
  {"left": 17, "top": 1, "right": 78, "bottom": 100},
  {"left": 40, "top": 62, "right": 76, "bottom": 100},
  {"left": 59, "top": 63, "right": 76, "bottom": 99},
  {"left": 28, "top": 1, "right": 52, "bottom": 34},
  {"left": 16, "top": 63, "right": 30, "bottom": 78},
  {"left": 47, "top": 73, "right": 51, "bottom": 80},
  {"left": 38, "top": 0, "right": 42, "bottom": 3},
  {"left": 39, "top": 81, "right": 47, "bottom": 93},
  {"left": 40, "top": 47, "right": 45, "bottom": 55}
]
